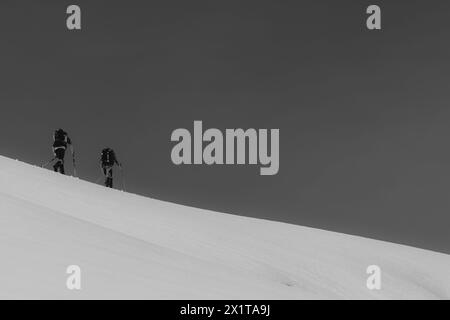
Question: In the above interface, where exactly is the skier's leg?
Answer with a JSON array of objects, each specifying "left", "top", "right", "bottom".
[
  {"left": 53, "top": 159, "right": 62, "bottom": 173},
  {"left": 56, "top": 161, "right": 62, "bottom": 173},
  {"left": 104, "top": 166, "right": 113, "bottom": 187},
  {"left": 109, "top": 168, "right": 114, "bottom": 188},
  {"left": 102, "top": 166, "right": 107, "bottom": 186},
  {"left": 60, "top": 150, "right": 66, "bottom": 175},
  {"left": 53, "top": 149, "right": 66, "bottom": 175}
]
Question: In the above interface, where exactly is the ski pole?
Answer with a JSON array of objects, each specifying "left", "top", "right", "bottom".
[
  {"left": 95, "top": 175, "right": 104, "bottom": 184},
  {"left": 71, "top": 147, "right": 77, "bottom": 177},
  {"left": 41, "top": 157, "right": 56, "bottom": 168},
  {"left": 72, "top": 153, "right": 77, "bottom": 177},
  {"left": 96, "top": 164, "right": 107, "bottom": 185},
  {"left": 120, "top": 165, "right": 125, "bottom": 191}
]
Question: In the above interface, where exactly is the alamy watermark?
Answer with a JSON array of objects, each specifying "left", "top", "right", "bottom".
[
  {"left": 66, "top": 5, "right": 81, "bottom": 30},
  {"left": 171, "top": 121, "right": 279, "bottom": 176},
  {"left": 366, "top": 5, "right": 381, "bottom": 30},
  {"left": 66, "top": 4, "right": 380, "bottom": 32},
  {"left": 366, "top": 265, "right": 382, "bottom": 290},
  {"left": 66, "top": 265, "right": 82, "bottom": 290}
]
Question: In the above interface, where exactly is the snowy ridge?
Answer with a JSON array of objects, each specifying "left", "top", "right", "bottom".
[{"left": 0, "top": 155, "right": 449, "bottom": 299}]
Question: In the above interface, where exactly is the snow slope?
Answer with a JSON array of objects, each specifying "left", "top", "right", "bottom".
[{"left": 0, "top": 155, "right": 449, "bottom": 299}]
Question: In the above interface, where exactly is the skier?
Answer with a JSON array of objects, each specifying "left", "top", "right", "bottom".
[
  {"left": 52, "top": 128, "right": 73, "bottom": 175},
  {"left": 100, "top": 147, "right": 121, "bottom": 188}
]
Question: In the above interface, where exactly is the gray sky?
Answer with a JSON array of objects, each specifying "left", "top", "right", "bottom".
[{"left": 1, "top": 0, "right": 450, "bottom": 254}]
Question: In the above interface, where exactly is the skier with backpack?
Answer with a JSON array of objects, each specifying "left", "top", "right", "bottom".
[
  {"left": 52, "top": 128, "right": 74, "bottom": 175},
  {"left": 100, "top": 147, "right": 122, "bottom": 188}
]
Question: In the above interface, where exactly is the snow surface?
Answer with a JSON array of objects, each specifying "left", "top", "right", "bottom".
[{"left": 0, "top": 155, "right": 449, "bottom": 299}]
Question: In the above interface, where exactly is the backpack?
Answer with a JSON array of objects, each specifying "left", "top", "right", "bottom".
[
  {"left": 101, "top": 148, "right": 116, "bottom": 166},
  {"left": 54, "top": 129, "right": 67, "bottom": 142},
  {"left": 53, "top": 129, "right": 69, "bottom": 150}
]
